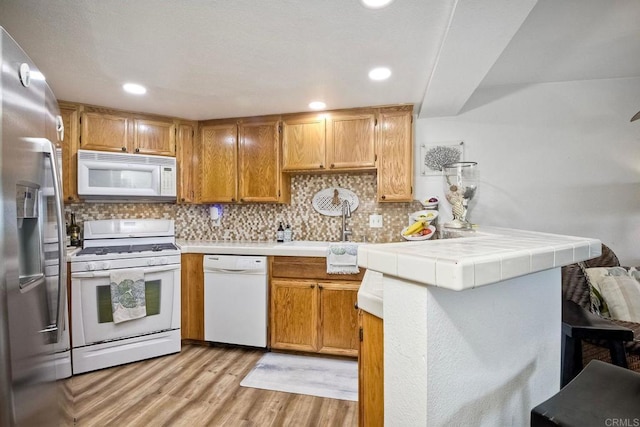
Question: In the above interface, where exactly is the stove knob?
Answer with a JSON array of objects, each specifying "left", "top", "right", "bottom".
[
  {"left": 100, "top": 262, "right": 110, "bottom": 270},
  {"left": 147, "top": 258, "right": 158, "bottom": 266},
  {"left": 86, "top": 262, "right": 96, "bottom": 271},
  {"left": 160, "top": 258, "right": 168, "bottom": 265}
]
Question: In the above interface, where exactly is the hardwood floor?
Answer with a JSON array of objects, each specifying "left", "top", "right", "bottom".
[{"left": 61, "top": 344, "right": 357, "bottom": 426}]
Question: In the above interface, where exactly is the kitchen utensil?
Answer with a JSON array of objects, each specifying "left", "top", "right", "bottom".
[{"left": 312, "top": 188, "right": 359, "bottom": 216}]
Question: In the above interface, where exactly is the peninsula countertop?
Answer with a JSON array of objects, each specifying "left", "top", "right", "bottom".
[{"left": 357, "top": 226, "right": 601, "bottom": 291}]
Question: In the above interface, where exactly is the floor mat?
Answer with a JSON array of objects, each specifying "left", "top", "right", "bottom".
[{"left": 240, "top": 352, "right": 358, "bottom": 401}]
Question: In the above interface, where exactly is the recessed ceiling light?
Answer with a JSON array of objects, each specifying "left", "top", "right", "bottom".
[
  {"left": 309, "top": 101, "right": 327, "bottom": 110},
  {"left": 360, "top": 0, "right": 394, "bottom": 9},
  {"left": 123, "top": 83, "right": 147, "bottom": 95},
  {"left": 368, "top": 67, "right": 391, "bottom": 81}
]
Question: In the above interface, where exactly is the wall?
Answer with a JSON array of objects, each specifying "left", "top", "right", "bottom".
[
  {"left": 415, "top": 77, "right": 640, "bottom": 265},
  {"left": 65, "top": 173, "right": 422, "bottom": 244}
]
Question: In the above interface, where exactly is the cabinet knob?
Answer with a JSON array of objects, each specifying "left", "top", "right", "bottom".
[
  {"left": 354, "top": 302, "right": 359, "bottom": 310},
  {"left": 135, "top": 148, "right": 140, "bottom": 153},
  {"left": 240, "top": 198, "right": 245, "bottom": 202},
  {"left": 330, "top": 163, "right": 335, "bottom": 169},
  {"left": 231, "top": 198, "right": 236, "bottom": 202},
  {"left": 310, "top": 284, "right": 315, "bottom": 289},
  {"left": 121, "top": 147, "right": 126, "bottom": 152},
  {"left": 318, "top": 285, "right": 323, "bottom": 289},
  {"left": 319, "top": 164, "right": 324, "bottom": 169},
  {"left": 181, "top": 198, "right": 185, "bottom": 202},
  {"left": 381, "top": 195, "right": 386, "bottom": 200}
]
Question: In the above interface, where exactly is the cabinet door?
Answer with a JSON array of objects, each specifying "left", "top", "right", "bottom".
[
  {"left": 177, "top": 124, "right": 197, "bottom": 203},
  {"left": 318, "top": 281, "right": 360, "bottom": 357},
  {"left": 326, "top": 111, "right": 376, "bottom": 170},
  {"left": 80, "top": 112, "right": 129, "bottom": 153},
  {"left": 270, "top": 279, "right": 318, "bottom": 352},
  {"left": 181, "top": 254, "right": 204, "bottom": 341},
  {"left": 238, "top": 119, "right": 280, "bottom": 202},
  {"left": 200, "top": 123, "right": 238, "bottom": 203},
  {"left": 59, "top": 106, "right": 81, "bottom": 203},
  {"left": 376, "top": 107, "right": 413, "bottom": 202},
  {"left": 282, "top": 115, "right": 326, "bottom": 171},
  {"left": 358, "top": 310, "right": 384, "bottom": 427},
  {"left": 134, "top": 118, "right": 176, "bottom": 156}
]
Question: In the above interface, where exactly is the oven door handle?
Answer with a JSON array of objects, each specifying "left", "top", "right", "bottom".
[{"left": 71, "top": 264, "right": 181, "bottom": 279}]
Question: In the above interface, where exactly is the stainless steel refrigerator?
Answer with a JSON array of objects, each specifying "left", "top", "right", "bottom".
[{"left": 1, "top": 27, "right": 69, "bottom": 426}]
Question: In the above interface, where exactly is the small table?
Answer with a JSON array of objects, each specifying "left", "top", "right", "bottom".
[{"left": 562, "top": 300, "right": 634, "bottom": 387}]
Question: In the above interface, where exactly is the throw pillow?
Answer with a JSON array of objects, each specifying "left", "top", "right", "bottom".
[{"left": 584, "top": 267, "right": 640, "bottom": 323}]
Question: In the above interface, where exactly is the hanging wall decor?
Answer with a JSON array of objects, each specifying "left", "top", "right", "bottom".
[{"left": 419, "top": 140, "right": 464, "bottom": 176}]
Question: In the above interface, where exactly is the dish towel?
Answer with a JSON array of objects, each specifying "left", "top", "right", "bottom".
[
  {"left": 326, "top": 243, "right": 360, "bottom": 274},
  {"left": 110, "top": 269, "right": 147, "bottom": 324}
]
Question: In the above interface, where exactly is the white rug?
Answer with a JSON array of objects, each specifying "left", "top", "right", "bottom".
[{"left": 240, "top": 352, "right": 358, "bottom": 401}]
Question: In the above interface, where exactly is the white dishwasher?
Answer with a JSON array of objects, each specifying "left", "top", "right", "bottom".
[{"left": 203, "top": 255, "right": 268, "bottom": 347}]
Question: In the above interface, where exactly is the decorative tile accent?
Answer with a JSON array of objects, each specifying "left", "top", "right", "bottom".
[{"left": 64, "top": 173, "right": 424, "bottom": 243}]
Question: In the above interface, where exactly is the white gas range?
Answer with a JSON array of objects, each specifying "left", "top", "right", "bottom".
[{"left": 70, "top": 219, "right": 181, "bottom": 374}]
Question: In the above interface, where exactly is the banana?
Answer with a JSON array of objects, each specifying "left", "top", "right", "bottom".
[{"left": 403, "top": 220, "right": 425, "bottom": 236}]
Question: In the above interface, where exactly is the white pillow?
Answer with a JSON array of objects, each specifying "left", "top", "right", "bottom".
[{"left": 584, "top": 267, "right": 640, "bottom": 323}]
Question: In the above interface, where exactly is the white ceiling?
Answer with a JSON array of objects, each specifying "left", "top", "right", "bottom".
[{"left": 1, "top": 0, "right": 638, "bottom": 121}]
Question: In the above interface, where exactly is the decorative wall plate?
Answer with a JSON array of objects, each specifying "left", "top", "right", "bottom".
[{"left": 312, "top": 187, "right": 359, "bottom": 216}]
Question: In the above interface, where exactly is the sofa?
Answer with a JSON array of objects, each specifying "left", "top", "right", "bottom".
[{"left": 562, "top": 244, "right": 640, "bottom": 372}]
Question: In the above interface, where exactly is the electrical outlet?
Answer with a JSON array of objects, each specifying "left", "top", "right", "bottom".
[{"left": 369, "top": 214, "right": 383, "bottom": 228}]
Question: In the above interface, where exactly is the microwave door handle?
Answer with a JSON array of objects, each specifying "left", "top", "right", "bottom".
[
  {"left": 42, "top": 139, "right": 66, "bottom": 343},
  {"left": 71, "top": 264, "right": 180, "bottom": 279}
]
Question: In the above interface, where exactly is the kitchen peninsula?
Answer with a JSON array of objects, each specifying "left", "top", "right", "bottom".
[{"left": 356, "top": 226, "right": 601, "bottom": 426}]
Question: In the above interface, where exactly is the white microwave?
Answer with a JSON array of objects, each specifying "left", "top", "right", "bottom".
[{"left": 77, "top": 149, "right": 177, "bottom": 201}]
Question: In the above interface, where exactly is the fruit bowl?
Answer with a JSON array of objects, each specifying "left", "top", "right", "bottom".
[
  {"left": 420, "top": 196, "right": 439, "bottom": 209},
  {"left": 401, "top": 224, "right": 436, "bottom": 241},
  {"left": 409, "top": 210, "right": 439, "bottom": 224}
]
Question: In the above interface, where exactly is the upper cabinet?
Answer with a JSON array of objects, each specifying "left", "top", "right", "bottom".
[
  {"left": 200, "top": 117, "right": 290, "bottom": 204},
  {"left": 58, "top": 102, "right": 81, "bottom": 203},
  {"left": 281, "top": 109, "right": 376, "bottom": 172},
  {"left": 326, "top": 110, "right": 376, "bottom": 170},
  {"left": 176, "top": 123, "right": 198, "bottom": 204},
  {"left": 80, "top": 107, "right": 176, "bottom": 156},
  {"left": 376, "top": 106, "right": 413, "bottom": 202}
]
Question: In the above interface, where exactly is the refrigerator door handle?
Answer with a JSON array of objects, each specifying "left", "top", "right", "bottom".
[{"left": 41, "top": 138, "right": 67, "bottom": 345}]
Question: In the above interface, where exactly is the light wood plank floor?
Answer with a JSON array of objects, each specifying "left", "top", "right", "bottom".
[{"left": 61, "top": 344, "right": 357, "bottom": 426}]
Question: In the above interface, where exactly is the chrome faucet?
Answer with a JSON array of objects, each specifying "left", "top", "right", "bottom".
[{"left": 341, "top": 200, "right": 352, "bottom": 241}]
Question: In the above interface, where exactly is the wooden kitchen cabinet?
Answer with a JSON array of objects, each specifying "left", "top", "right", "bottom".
[
  {"left": 177, "top": 123, "right": 198, "bottom": 203},
  {"left": 80, "top": 108, "right": 176, "bottom": 156},
  {"left": 326, "top": 110, "right": 376, "bottom": 170},
  {"left": 58, "top": 103, "right": 81, "bottom": 203},
  {"left": 270, "top": 256, "right": 363, "bottom": 357},
  {"left": 181, "top": 253, "right": 204, "bottom": 341},
  {"left": 358, "top": 310, "right": 384, "bottom": 427},
  {"left": 281, "top": 114, "right": 326, "bottom": 171},
  {"left": 200, "top": 117, "right": 289, "bottom": 203},
  {"left": 318, "top": 281, "right": 360, "bottom": 356},
  {"left": 270, "top": 279, "right": 318, "bottom": 353},
  {"left": 133, "top": 118, "right": 176, "bottom": 156},
  {"left": 376, "top": 106, "right": 414, "bottom": 202},
  {"left": 281, "top": 109, "right": 376, "bottom": 172}
]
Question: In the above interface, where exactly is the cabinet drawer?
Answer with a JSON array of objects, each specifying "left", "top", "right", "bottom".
[{"left": 270, "top": 256, "right": 365, "bottom": 281}]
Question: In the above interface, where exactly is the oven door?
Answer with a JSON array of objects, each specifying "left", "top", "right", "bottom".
[{"left": 71, "top": 264, "right": 181, "bottom": 347}]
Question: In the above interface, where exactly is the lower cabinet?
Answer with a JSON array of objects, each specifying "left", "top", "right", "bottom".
[
  {"left": 358, "top": 310, "right": 384, "bottom": 427},
  {"left": 270, "top": 256, "right": 362, "bottom": 357},
  {"left": 270, "top": 279, "right": 359, "bottom": 357},
  {"left": 181, "top": 253, "right": 204, "bottom": 341}
]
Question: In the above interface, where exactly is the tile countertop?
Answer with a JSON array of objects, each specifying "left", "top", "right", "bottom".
[
  {"left": 357, "top": 226, "right": 601, "bottom": 292},
  {"left": 177, "top": 239, "right": 335, "bottom": 257}
]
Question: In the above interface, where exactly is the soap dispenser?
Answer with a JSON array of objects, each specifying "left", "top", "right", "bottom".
[
  {"left": 284, "top": 224, "right": 292, "bottom": 242},
  {"left": 276, "top": 222, "right": 284, "bottom": 242}
]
